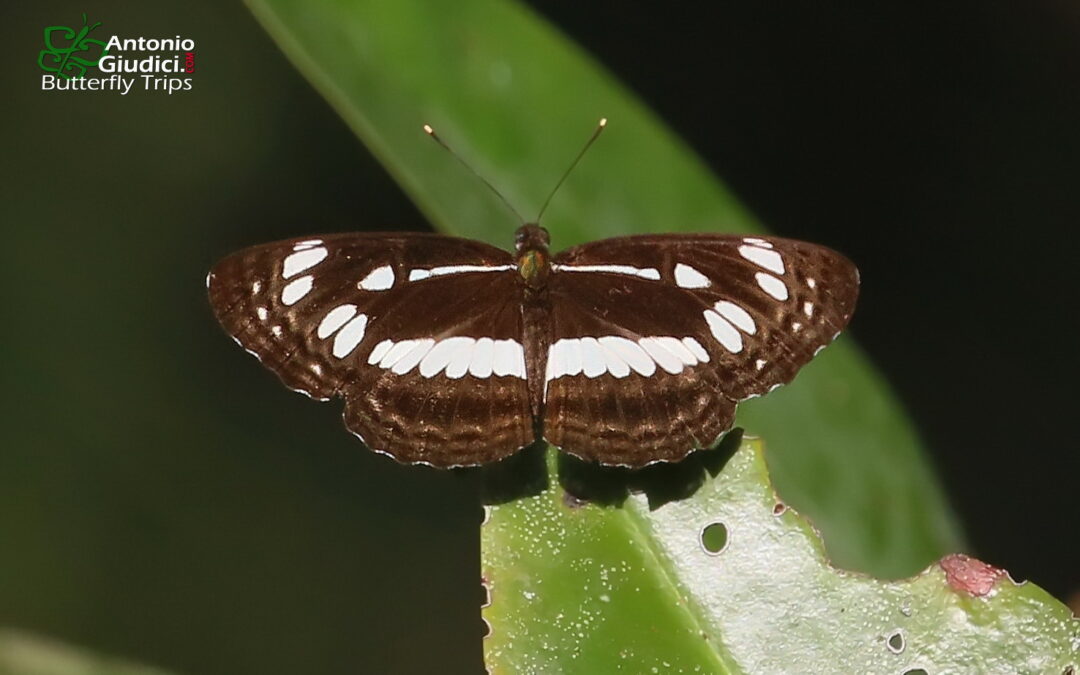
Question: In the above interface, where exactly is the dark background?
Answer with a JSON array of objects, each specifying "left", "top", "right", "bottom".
[
  {"left": 536, "top": 0, "right": 1080, "bottom": 591},
  {"left": 2, "top": 1, "right": 1076, "bottom": 674}
]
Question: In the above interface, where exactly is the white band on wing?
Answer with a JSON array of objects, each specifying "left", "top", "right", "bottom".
[
  {"left": 408, "top": 264, "right": 515, "bottom": 281},
  {"left": 552, "top": 263, "right": 661, "bottom": 280},
  {"left": 362, "top": 336, "right": 527, "bottom": 379},
  {"left": 544, "top": 335, "right": 710, "bottom": 388}
]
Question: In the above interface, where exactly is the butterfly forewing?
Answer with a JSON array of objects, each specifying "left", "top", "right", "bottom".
[
  {"left": 208, "top": 233, "right": 533, "bottom": 467},
  {"left": 543, "top": 234, "right": 858, "bottom": 465}
]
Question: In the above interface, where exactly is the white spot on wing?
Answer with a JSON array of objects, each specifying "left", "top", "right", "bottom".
[
  {"left": 544, "top": 341, "right": 565, "bottom": 382},
  {"left": 283, "top": 246, "right": 328, "bottom": 278},
  {"left": 293, "top": 239, "right": 323, "bottom": 250},
  {"left": 803, "top": 301, "right": 814, "bottom": 317},
  {"left": 579, "top": 337, "right": 607, "bottom": 378},
  {"left": 742, "top": 237, "right": 773, "bottom": 248},
  {"left": 654, "top": 336, "right": 697, "bottom": 366},
  {"left": 715, "top": 300, "right": 756, "bottom": 334},
  {"left": 600, "top": 337, "right": 655, "bottom": 376},
  {"left": 755, "top": 272, "right": 789, "bottom": 301},
  {"left": 807, "top": 278, "right": 817, "bottom": 289},
  {"left": 281, "top": 275, "right": 313, "bottom": 305},
  {"left": 704, "top": 309, "right": 744, "bottom": 353},
  {"left": 420, "top": 337, "right": 472, "bottom": 378},
  {"left": 332, "top": 313, "right": 368, "bottom": 358},
  {"left": 444, "top": 338, "right": 476, "bottom": 379},
  {"left": 317, "top": 304, "right": 357, "bottom": 339},
  {"left": 739, "top": 245, "right": 785, "bottom": 274},
  {"left": 682, "top": 337, "right": 710, "bottom": 363},
  {"left": 553, "top": 264, "right": 660, "bottom": 280},
  {"left": 492, "top": 339, "right": 525, "bottom": 378},
  {"left": 359, "top": 265, "right": 395, "bottom": 291},
  {"left": 469, "top": 337, "right": 495, "bottom": 378},
  {"left": 574, "top": 339, "right": 609, "bottom": 375},
  {"left": 674, "top": 263, "right": 711, "bottom": 289},
  {"left": 562, "top": 339, "right": 583, "bottom": 377},
  {"left": 391, "top": 339, "right": 435, "bottom": 374},
  {"left": 379, "top": 340, "right": 419, "bottom": 369},
  {"left": 511, "top": 341, "right": 526, "bottom": 378},
  {"left": 256, "top": 307, "right": 268, "bottom": 321},
  {"left": 638, "top": 337, "right": 684, "bottom": 374},
  {"left": 367, "top": 339, "right": 393, "bottom": 365},
  {"left": 597, "top": 340, "right": 630, "bottom": 378},
  {"left": 492, "top": 340, "right": 517, "bottom": 377}
]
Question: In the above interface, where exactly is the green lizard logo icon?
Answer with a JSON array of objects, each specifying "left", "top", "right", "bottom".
[{"left": 38, "top": 14, "right": 109, "bottom": 79}]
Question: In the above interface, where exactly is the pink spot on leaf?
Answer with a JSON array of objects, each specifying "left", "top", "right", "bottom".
[{"left": 939, "top": 553, "right": 1006, "bottom": 596}]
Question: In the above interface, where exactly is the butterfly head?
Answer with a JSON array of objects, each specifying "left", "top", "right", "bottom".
[{"left": 514, "top": 223, "right": 551, "bottom": 288}]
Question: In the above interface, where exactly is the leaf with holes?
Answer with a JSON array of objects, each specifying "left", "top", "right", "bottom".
[
  {"left": 246, "top": 0, "right": 961, "bottom": 577},
  {"left": 481, "top": 439, "right": 1078, "bottom": 674}
]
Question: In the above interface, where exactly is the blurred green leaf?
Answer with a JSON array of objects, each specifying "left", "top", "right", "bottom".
[
  {"left": 0, "top": 631, "right": 177, "bottom": 675},
  {"left": 482, "top": 440, "right": 1079, "bottom": 673},
  {"left": 243, "top": 0, "right": 962, "bottom": 575}
]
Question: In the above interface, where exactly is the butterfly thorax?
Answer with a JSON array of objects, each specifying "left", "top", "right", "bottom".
[{"left": 514, "top": 223, "right": 551, "bottom": 290}]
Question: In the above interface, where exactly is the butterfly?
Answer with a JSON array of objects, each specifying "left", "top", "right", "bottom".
[
  {"left": 208, "top": 223, "right": 858, "bottom": 468},
  {"left": 207, "top": 121, "right": 859, "bottom": 468}
]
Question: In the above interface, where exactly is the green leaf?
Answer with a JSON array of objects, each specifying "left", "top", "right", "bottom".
[
  {"left": 0, "top": 630, "right": 177, "bottom": 675},
  {"left": 481, "top": 439, "right": 1079, "bottom": 673},
  {"left": 243, "top": 0, "right": 962, "bottom": 575}
]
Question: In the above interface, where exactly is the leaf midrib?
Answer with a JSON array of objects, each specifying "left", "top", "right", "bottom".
[{"left": 617, "top": 494, "right": 737, "bottom": 674}]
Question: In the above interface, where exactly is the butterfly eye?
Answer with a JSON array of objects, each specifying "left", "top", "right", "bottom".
[{"left": 514, "top": 224, "right": 549, "bottom": 252}]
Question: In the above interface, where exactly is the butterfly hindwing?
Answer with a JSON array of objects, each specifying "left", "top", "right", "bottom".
[
  {"left": 341, "top": 271, "right": 532, "bottom": 466},
  {"left": 543, "top": 234, "right": 858, "bottom": 465},
  {"left": 208, "top": 233, "right": 533, "bottom": 467}
]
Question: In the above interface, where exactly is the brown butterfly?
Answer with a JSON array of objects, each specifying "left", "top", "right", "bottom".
[{"left": 207, "top": 122, "right": 858, "bottom": 468}]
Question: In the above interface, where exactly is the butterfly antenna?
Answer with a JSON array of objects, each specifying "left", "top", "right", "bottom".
[
  {"left": 423, "top": 124, "right": 525, "bottom": 223},
  {"left": 536, "top": 117, "right": 607, "bottom": 223}
]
